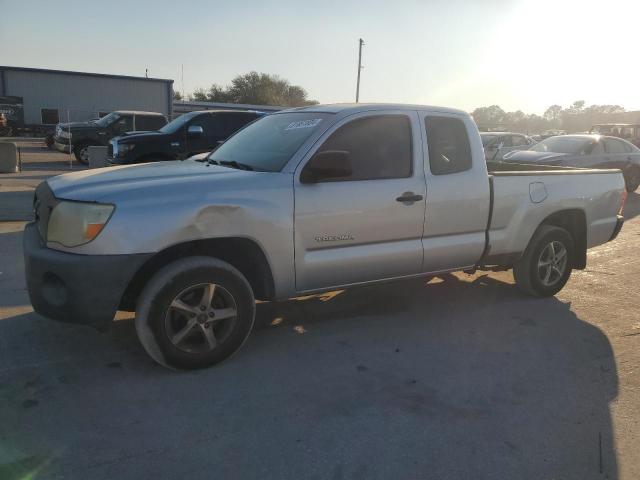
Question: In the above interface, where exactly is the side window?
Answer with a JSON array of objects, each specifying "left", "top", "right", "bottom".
[
  {"left": 136, "top": 115, "right": 165, "bottom": 131},
  {"left": 112, "top": 115, "right": 133, "bottom": 133},
  {"left": 621, "top": 140, "right": 635, "bottom": 153},
  {"left": 424, "top": 116, "right": 472, "bottom": 175},
  {"left": 219, "top": 113, "right": 258, "bottom": 137},
  {"left": 512, "top": 135, "right": 528, "bottom": 147},
  {"left": 604, "top": 139, "right": 627, "bottom": 154},
  {"left": 500, "top": 136, "right": 513, "bottom": 147},
  {"left": 313, "top": 115, "right": 412, "bottom": 181},
  {"left": 189, "top": 114, "right": 220, "bottom": 139},
  {"left": 590, "top": 141, "right": 605, "bottom": 154}
]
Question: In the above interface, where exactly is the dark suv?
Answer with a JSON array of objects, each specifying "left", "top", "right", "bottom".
[
  {"left": 107, "top": 110, "right": 264, "bottom": 165},
  {"left": 54, "top": 111, "right": 167, "bottom": 164}
]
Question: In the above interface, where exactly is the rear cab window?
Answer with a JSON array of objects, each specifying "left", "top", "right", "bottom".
[{"left": 424, "top": 116, "right": 472, "bottom": 175}]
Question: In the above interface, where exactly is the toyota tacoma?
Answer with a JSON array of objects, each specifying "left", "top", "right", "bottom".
[{"left": 25, "top": 104, "right": 627, "bottom": 369}]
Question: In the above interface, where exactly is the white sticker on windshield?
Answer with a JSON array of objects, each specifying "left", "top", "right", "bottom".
[{"left": 284, "top": 118, "right": 323, "bottom": 130}]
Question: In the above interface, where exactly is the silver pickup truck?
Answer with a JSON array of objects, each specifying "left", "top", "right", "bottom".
[{"left": 24, "top": 104, "right": 627, "bottom": 369}]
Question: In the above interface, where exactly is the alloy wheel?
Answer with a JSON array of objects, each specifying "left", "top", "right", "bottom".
[
  {"left": 537, "top": 240, "right": 567, "bottom": 287},
  {"left": 164, "top": 283, "right": 238, "bottom": 353}
]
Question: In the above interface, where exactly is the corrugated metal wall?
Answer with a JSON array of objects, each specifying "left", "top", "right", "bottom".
[{"left": 2, "top": 69, "right": 171, "bottom": 124}]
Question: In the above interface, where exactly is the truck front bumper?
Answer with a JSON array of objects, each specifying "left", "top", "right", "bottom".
[
  {"left": 53, "top": 138, "right": 71, "bottom": 154},
  {"left": 23, "top": 222, "right": 152, "bottom": 328}
]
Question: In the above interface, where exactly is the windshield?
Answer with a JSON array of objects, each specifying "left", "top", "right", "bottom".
[
  {"left": 481, "top": 134, "right": 497, "bottom": 147},
  {"left": 159, "top": 111, "right": 200, "bottom": 134},
  {"left": 530, "top": 136, "right": 594, "bottom": 155},
  {"left": 94, "top": 112, "right": 120, "bottom": 127},
  {"left": 207, "top": 112, "right": 332, "bottom": 172}
]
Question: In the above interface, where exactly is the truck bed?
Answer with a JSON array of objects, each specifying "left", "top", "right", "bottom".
[
  {"left": 482, "top": 162, "right": 625, "bottom": 266},
  {"left": 486, "top": 160, "right": 621, "bottom": 175}
]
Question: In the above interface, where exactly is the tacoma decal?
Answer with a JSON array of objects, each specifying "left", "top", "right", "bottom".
[{"left": 315, "top": 233, "right": 354, "bottom": 243}]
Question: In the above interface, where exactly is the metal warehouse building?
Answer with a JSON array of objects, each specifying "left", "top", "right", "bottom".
[{"left": 0, "top": 66, "right": 173, "bottom": 127}]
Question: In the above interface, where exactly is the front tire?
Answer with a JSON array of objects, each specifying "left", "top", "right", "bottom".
[
  {"left": 135, "top": 257, "right": 255, "bottom": 370},
  {"left": 73, "top": 142, "right": 91, "bottom": 165},
  {"left": 513, "top": 225, "right": 574, "bottom": 297}
]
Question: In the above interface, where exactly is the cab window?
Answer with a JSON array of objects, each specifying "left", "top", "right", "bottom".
[
  {"left": 111, "top": 115, "right": 133, "bottom": 133},
  {"left": 136, "top": 115, "right": 166, "bottom": 131},
  {"left": 311, "top": 115, "right": 412, "bottom": 181},
  {"left": 425, "top": 116, "right": 472, "bottom": 175}
]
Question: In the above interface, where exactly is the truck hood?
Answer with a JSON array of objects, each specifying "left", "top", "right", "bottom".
[
  {"left": 503, "top": 150, "right": 568, "bottom": 163},
  {"left": 114, "top": 131, "right": 164, "bottom": 142},
  {"left": 58, "top": 121, "right": 98, "bottom": 132},
  {"left": 47, "top": 159, "right": 256, "bottom": 202}
]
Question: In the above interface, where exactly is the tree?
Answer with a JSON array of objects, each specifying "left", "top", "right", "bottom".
[
  {"left": 172, "top": 90, "right": 183, "bottom": 101},
  {"left": 191, "top": 88, "right": 209, "bottom": 101},
  {"left": 189, "top": 72, "right": 318, "bottom": 107},
  {"left": 544, "top": 105, "right": 562, "bottom": 122},
  {"left": 470, "top": 105, "right": 506, "bottom": 129},
  {"left": 570, "top": 100, "right": 585, "bottom": 112},
  {"left": 471, "top": 101, "right": 634, "bottom": 135}
]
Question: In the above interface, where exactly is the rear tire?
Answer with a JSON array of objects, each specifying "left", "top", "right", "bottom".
[
  {"left": 135, "top": 256, "right": 255, "bottom": 370},
  {"left": 625, "top": 168, "right": 640, "bottom": 192},
  {"left": 513, "top": 225, "right": 574, "bottom": 297}
]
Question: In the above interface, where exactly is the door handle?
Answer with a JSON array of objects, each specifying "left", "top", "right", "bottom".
[{"left": 396, "top": 192, "right": 423, "bottom": 203}]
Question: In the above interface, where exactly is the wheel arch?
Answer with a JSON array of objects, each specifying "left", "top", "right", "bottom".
[
  {"left": 119, "top": 237, "right": 276, "bottom": 311},
  {"left": 538, "top": 208, "right": 587, "bottom": 269}
]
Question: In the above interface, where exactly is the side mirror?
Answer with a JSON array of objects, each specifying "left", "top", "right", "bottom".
[
  {"left": 301, "top": 150, "right": 352, "bottom": 184},
  {"left": 187, "top": 125, "right": 204, "bottom": 138}
]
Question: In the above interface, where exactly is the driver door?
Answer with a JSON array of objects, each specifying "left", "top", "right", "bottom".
[{"left": 293, "top": 111, "right": 426, "bottom": 292}]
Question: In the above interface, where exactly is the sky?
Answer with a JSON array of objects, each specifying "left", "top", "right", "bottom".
[{"left": 1, "top": 0, "right": 639, "bottom": 114}]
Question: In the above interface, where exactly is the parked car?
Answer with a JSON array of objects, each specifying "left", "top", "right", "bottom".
[
  {"left": 481, "top": 132, "right": 536, "bottom": 160},
  {"left": 25, "top": 104, "right": 626, "bottom": 369},
  {"left": 107, "top": 110, "right": 265, "bottom": 165},
  {"left": 503, "top": 134, "right": 640, "bottom": 191},
  {"left": 540, "top": 129, "right": 566, "bottom": 139},
  {"left": 590, "top": 123, "right": 640, "bottom": 147},
  {"left": 53, "top": 111, "right": 168, "bottom": 164}
]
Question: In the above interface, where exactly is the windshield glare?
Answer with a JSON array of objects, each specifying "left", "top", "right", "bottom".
[
  {"left": 530, "top": 136, "right": 593, "bottom": 155},
  {"left": 94, "top": 112, "right": 120, "bottom": 127},
  {"left": 208, "top": 112, "right": 332, "bottom": 172}
]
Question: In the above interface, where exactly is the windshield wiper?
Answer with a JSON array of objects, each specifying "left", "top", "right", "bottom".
[{"left": 218, "top": 160, "right": 254, "bottom": 171}]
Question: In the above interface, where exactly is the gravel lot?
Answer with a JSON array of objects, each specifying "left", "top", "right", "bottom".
[{"left": 0, "top": 143, "right": 638, "bottom": 479}]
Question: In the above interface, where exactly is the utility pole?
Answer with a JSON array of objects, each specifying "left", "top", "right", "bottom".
[{"left": 355, "top": 38, "right": 364, "bottom": 103}]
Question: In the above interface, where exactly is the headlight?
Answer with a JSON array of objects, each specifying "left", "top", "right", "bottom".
[
  {"left": 117, "top": 143, "right": 135, "bottom": 155},
  {"left": 59, "top": 130, "right": 70, "bottom": 139},
  {"left": 47, "top": 201, "right": 114, "bottom": 247}
]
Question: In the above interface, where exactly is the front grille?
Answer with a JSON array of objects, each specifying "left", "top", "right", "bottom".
[{"left": 33, "top": 182, "right": 58, "bottom": 242}]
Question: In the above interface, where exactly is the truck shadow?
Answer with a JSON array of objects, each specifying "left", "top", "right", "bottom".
[
  {"left": 0, "top": 272, "right": 620, "bottom": 478},
  {"left": 623, "top": 191, "right": 640, "bottom": 220},
  {"left": 249, "top": 272, "right": 619, "bottom": 477}
]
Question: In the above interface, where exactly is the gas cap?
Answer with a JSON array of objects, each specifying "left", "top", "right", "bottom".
[{"left": 529, "top": 182, "right": 548, "bottom": 203}]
